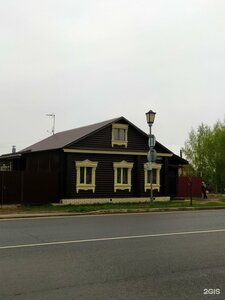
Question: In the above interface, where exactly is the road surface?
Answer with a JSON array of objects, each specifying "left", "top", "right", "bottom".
[{"left": 1, "top": 210, "right": 225, "bottom": 299}]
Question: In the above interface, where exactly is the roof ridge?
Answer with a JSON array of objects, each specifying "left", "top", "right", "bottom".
[{"left": 55, "top": 116, "right": 122, "bottom": 135}]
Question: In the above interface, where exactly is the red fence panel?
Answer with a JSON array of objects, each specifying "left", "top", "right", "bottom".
[{"left": 177, "top": 176, "right": 202, "bottom": 198}]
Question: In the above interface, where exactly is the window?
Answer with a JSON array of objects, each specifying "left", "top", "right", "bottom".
[
  {"left": 112, "top": 123, "right": 128, "bottom": 147},
  {"left": 113, "top": 161, "right": 133, "bottom": 192},
  {"left": 0, "top": 162, "right": 12, "bottom": 171},
  {"left": 144, "top": 162, "right": 162, "bottom": 192},
  {"left": 114, "top": 128, "right": 125, "bottom": 141},
  {"left": 75, "top": 160, "right": 98, "bottom": 193},
  {"left": 117, "top": 168, "right": 128, "bottom": 184},
  {"left": 147, "top": 169, "right": 157, "bottom": 184},
  {"left": 80, "top": 167, "right": 92, "bottom": 184}
]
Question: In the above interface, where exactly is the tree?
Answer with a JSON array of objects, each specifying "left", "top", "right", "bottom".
[
  {"left": 182, "top": 119, "right": 225, "bottom": 193},
  {"left": 213, "top": 120, "right": 225, "bottom": 192}
]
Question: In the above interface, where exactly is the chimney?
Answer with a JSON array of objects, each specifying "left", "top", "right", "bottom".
[
  {"left": 180, "top": 149, "right": 183, "bottom": 158},
  {"left": 12, "top": 145, "right": 16, "bottom": 153}
]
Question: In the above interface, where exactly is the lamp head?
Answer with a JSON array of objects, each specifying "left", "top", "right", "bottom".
[{"left": 146, "top": 110, "right": 156, "bottom": 125}]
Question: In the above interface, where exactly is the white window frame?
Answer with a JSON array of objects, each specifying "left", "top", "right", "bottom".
[
  {"left": 112, "top": 123, "right": 128, "bottom": 147},
  {"left": 75, "top": 160, "right": 98, "bottom": 193},
  {"left": 144, "top": 162, "right": 162, "bottom": 192},
  {"left": 113, "top": 160, "right": 133, "bottom": 192}
]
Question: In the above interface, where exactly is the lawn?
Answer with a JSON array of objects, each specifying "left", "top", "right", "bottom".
[
  {"left": 1, "top": 195, "right": 225, "bottom": 215},
  {"left": 18, "top": 198, "right": 225, "bottom": 213}
]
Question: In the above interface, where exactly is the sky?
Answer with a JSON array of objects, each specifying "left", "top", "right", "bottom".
[{"left": 0, "top": 0, "right": 225, "bottom": 155}]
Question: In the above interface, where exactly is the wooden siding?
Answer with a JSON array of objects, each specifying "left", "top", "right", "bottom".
[
  {"left": 25, "top": 151, "right": 61, "bottom": 172},
  {"left": 70, "top": 153, "right": 135, "bottom": 198},
  {"left": 67, "top": 122, "right": 172, "bottom": 157},
  {"left": 0, "top": 171, "right": 21, "bottom": 204},
  {"left": 65, "top": 153, "right": 163, "bottom": 199},
  {"left": 68, "top": 122, "right": 149, "bottom": 152}
]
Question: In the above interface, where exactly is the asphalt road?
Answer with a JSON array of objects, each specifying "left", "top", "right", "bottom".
[{"left": 1, "top": 210, "right": 225, "bottom": 300}]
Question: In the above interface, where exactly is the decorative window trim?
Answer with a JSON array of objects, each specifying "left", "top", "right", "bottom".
[
  {"left": 144, "top": 162, "right": 162, "bottom": 192},
  {"left": 112, "top": 123, "right": 128, "bottom": 148},
  {"left": 113, "top": 160, "right": 133, "bottom": 192},
  {"left": 75, "top": 160, "right": 98, "bottom": 193}
]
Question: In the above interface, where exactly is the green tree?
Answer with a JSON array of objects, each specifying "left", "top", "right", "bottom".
[
  {"left": 182, "top": 119, "right": 225, "bottom": 193},
  {"left": 213, "top": 120, "right": 225, "bottom": 192}
]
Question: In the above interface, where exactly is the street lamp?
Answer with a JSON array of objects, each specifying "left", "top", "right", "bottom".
[
  {"left": 146, "top": 110, "right": 156, "bottom": 204},
  {"left": 146, "top": 110, "right": 156, "bottom": 125}
]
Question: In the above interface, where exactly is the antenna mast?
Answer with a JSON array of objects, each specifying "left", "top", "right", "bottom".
[{"left": 46, "top": 113, "right": 55, "bottom": 135}]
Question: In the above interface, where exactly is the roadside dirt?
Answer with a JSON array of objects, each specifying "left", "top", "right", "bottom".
[{"left": 0, "top": 205, "right": 25, "bottom": 214}]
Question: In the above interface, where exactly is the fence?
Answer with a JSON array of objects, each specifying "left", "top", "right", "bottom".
[
  {"left": 177, "top": 176, "right": 202, "bottom": 198},
  {"left": 0, "top": 171, "right": 60, "bottom": 205}
]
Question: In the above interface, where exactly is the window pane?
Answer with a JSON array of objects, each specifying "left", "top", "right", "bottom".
[
  {"left": 117, "top": 168, "right": 121, "bottom": 183},
  {"left": 152, "top": 169, "right": 156, "bottom": 184},
  {"left": 147, "top": 170, "right": 156, "bottom": 184},
  {"left": 86, "top": 167, "right": 92, "bottom": 184},
  {"left": 80, "top": 167, "right": 85, "bottom": 183},
  {"left": 122, "top": 168, "right": 128, "bottom": 184},
  {"left": 114, "top": 128, "right": 126, "bottom": 141},
  {"left": 119, "top": 129, "right": 125, "bottom": 141},
  {"left": 114, "top": 128, "right": 119, "bottom": 140},
  {"left": 147, "top": 170, "right": 150, "bottom": 183}
]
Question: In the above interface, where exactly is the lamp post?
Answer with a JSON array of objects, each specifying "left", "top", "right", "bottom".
[{"left": 146, "top": 110, "right": 156, "bottom": 204}]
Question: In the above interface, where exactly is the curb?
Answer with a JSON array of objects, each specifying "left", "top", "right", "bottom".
[{"left": 1, "top": 206, "right": 225, "bottom": 219}]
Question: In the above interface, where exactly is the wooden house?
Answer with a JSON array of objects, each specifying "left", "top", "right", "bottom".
[{"left": 0, "top": 117, "right": 188, "bottom": 204}]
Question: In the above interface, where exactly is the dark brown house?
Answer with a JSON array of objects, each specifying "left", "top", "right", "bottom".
[{"left": 0, "top": 117, "right": 188, "bottom": 204}]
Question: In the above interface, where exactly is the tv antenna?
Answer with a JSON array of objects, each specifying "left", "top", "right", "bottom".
[{"left": 46, "top": 113, "right": 55, "bottom": 135}]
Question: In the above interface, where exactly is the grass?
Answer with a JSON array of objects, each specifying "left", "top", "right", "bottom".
[
  {"left": 1, "top": 195, "right": 225, "bottom": 215},
  {"left": 19, "top": 198, "right": 225, "bottom": 214}
]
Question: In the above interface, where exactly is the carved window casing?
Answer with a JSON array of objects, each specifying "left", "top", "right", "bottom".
[
  {"left": 112, "top": 123, "right": 128, "bottom": 147},
  {"left": 113, "top": 160, "right": 133, "bottom": 192},
  {"left": 144, "top": 162, "right": 162, "bottom": 192},
  {"left": 75, "top": 160, "right": 98, "bottom": 193}
]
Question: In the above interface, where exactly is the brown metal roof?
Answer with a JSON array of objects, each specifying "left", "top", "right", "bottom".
[
  {"left": 0, "top": 116, "right": 188, "bottom": 165},
  {"left": 21, "top": 117, "right": 121, "bottom": 153}
]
